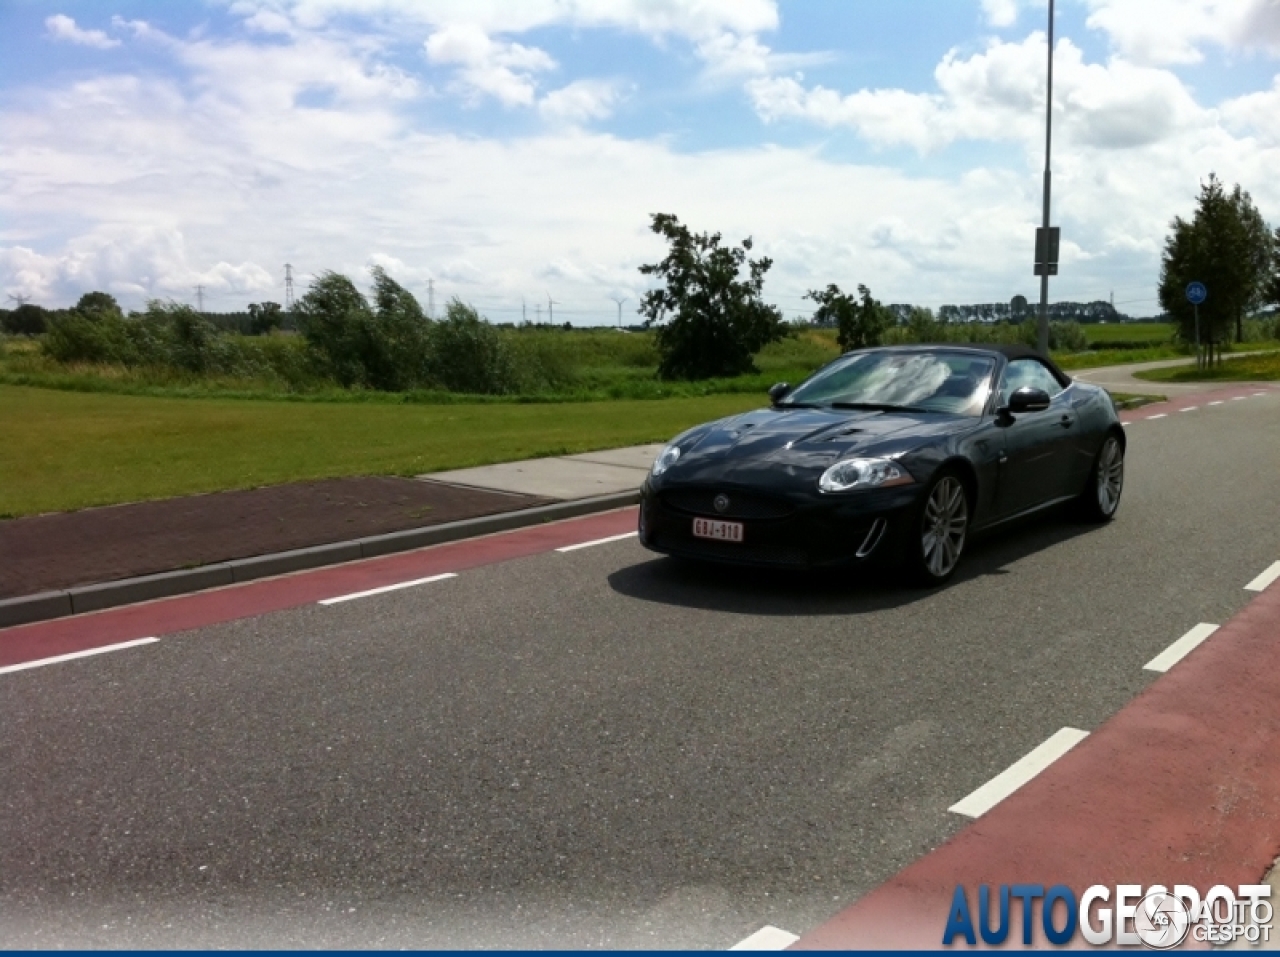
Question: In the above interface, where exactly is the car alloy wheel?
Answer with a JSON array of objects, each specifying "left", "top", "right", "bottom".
[
  {"left": 1095, "top": 435, "right": 1124, "bottom": 517},
  {"left": 919, "top": 474, "right": 968, "bottom": 583},
  {"left": 1078, "top": 432, "right": 1124, "bottom": 523}
]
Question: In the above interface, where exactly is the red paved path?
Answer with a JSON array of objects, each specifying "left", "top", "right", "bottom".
[{"left": 0, "top": 508, "right": 637, "bottom": 669}]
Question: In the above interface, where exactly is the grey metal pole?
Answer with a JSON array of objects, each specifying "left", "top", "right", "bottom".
[{"left": 1036, "top": 0, "right": 1055, "bottom": 356}]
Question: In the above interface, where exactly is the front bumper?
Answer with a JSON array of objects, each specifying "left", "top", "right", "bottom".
[{"left": 637, "top": 478, "right": 921, "bottom": 570}]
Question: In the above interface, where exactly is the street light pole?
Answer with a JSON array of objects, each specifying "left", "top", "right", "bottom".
[{"left": 1036, "top": 0, "right": 1056, "bottom": 356}]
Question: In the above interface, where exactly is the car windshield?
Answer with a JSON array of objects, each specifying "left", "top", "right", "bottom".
[{"left": 778, "top": 350, "right": 996, "bottom": 416}]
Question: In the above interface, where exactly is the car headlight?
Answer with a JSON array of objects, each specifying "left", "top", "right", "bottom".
[
  {"left": 651, "top": 444, "right": 682, "bottom": 477},
  {"left": 818, "top": 457, "right": 915, "bottom": 493}
]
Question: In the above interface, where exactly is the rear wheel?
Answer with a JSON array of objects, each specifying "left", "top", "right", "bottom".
[
  {"left": 908, "top": 470, "right": 969, "bottom": 586},
  {"left": 1078, "top": 433, "right": 1124, "bottom": 522}
]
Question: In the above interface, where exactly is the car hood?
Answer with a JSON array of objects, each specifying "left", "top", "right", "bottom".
[{"left": 666, "top": 406, "right": 966, "bottom": 487}]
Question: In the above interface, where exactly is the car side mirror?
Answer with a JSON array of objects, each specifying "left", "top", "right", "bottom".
[
  {"left": 768, "top": 382, "right": 792, "bottom": 403},
  {"left": 1007, "top": 386, "right": 1051, "bottom": 414}
]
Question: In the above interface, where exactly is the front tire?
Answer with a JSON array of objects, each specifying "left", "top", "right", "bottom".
[
  {"left": 1079, "top": 433, "right": 1124, "bottom": 523},
  {"left": 908, "top": 470, "right": 969, "bottom": 586}
]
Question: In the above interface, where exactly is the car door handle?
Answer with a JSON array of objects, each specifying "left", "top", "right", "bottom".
[{"left": 1059, "top": 415, "right": 1074, "bottom": 428}]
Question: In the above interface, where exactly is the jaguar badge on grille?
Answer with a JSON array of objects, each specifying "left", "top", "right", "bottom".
[{"left": 713, "top": 493, "right": 731, "bottom": 513}]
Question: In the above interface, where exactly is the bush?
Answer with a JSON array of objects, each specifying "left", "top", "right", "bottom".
[
  {"left": 1021, "top": 319, "right": 1088, "bottom": 353},
  {"left": 44, "top": 298, "right": 243, "bottom": 373},
  {"left": 426, "top": 299, "right": 517, "bottom": 394}
]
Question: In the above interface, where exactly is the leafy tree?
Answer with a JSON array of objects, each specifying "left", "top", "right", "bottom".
[
  {"left": 2, "top": 303, "right": 49, "bottom": 335},
  {"left": 294, "top": 271, "right": 379, "bottom": 387},
  {"left": 638, "top": 213, "right": 785, "bottom": 379},
  {"left": 294, "top": 268, "right": 431, "bottom": 390},
  {"left": 247, "top": 301, "right": 284, "bottom": 335},
  {"left": 73, "top": 291, "right": 124, "bottom": 322},
  {"left": 1265, "top": 226, "right": 1280, "bottom": 311},
  {"left": 807, "top": 283, "right": 895, "bottom": 351},
  {"left": 368, "top": 265, "right": 431, "bottom": 389},
  {"left": 1228, "top": 185, "right": 1273, "bottom": 342},
  {"left": 425, "top": 298, "right": 515, "bottom": 394},
  {"left": 1159, "top": 175, "right": 1272, "bottom": 362}
]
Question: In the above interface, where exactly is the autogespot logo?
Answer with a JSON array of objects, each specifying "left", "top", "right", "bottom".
[
  {"left": 1133, "top": 890, "right": 1190, "bottom": 949},
  {"left": 942, "top": 883, "right": 1273, "bottom": 948}
]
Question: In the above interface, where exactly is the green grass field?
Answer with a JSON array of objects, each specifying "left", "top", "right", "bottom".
[
  {"left": 0, "top": 383, "right": 771, "bottom": 517},
  {"left": 1081, "top": 322, "right": 1173, "bottom": 344},
  {"left": 1134, "top": 351, "right": 1280, "bottom": 383}
]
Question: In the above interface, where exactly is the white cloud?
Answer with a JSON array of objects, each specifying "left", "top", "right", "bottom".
[
  {"left": 425, "top": 23, "right": 556, "bottom": 108},
  {"left": 538, "top": 80, "right": 621, "bottom": 126},
  {"left": 273, "top": 0, "right": 779, "bottom": 42},
  {"left": 982, "top": 0, "right": 1020, "bottom": 28},
  {"left": 749, "top": 34, "right": 1204, "bottom": 154},
  {"left": 1083, "top": 0, "right": 1280, "bottom": 65},
  {"left": 1221, "top": 77, "right": 1280, "bottom": 146},
  {"left": 44, "top": 14, "right": 120, "bottom": 49},
  {"left": 0, "top": 228, "right": 274, "bottom": 306}
]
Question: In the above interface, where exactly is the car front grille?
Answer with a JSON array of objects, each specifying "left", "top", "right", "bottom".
[
  {"left": 651, "top": 532, "right": 809, "bottom": 567},
  {"left": 660, "top": 489, "right": 795, "bottom": 520}
]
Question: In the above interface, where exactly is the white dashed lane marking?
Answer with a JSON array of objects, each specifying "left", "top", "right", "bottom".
[
  {"left": 730, "top": 926, "right": 801, "bottom": 950},
  {"left": 1180, "top": 406, "right": 1198, "bottom": 412},
  {"left": 1209, "top": 401, "right": 1224, "bottom": 406},
  {"left": 556, "top": 531, "right": 639, "bottom": 553},
  {"left": 1245, "top": 562, "right": 1280, "bottom": 593},
  {"left": 318, "top": 573, "right": 457, "bottom": 605},
  {"left": 0, "top": 637, "right": 159, "bottom": 676},
  {"left": 1146, "top": 413, "right": 1167, "bottom": 420},
  {"left": 948, "top": 728, "right": 1089, "bottom": 818},
  {"left": 1144, "top": 623, "right": 1219, "bottom": 673}
]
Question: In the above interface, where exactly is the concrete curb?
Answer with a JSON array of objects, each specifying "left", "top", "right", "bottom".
[{"left": 0, "top": 490, "right": 640, "bottom": 630}]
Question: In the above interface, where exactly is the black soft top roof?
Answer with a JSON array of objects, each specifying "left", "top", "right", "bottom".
[{"left": 987, "top": 344, "right": 1072, "bottom": 386}]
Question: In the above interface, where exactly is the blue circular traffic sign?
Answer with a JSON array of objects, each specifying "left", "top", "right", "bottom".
[{"left": 1186, "top": 282, "right": 1207, "bottom": 305}]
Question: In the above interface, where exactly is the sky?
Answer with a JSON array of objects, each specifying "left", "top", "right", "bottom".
[{"left": 1, "top": 0, "right": 1279, "bottom": 325}]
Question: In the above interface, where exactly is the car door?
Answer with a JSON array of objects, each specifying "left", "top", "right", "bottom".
[{"left": 994, "top": 359, "right": 1078, "bottom": 517}]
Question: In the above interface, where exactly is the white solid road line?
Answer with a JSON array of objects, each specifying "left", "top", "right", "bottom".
[
  {"left": 1146, "top": 413, "right": 1167, "bottom": 420},
  {"left": 0, "top": 637, "right": 160, "bottom": 676},
  {"left": 1245, "top": 561, "right": 1280, "bottom": 593},
  {"left": 1144, "top": 623, "right": 1220, "bottom": 673},
  {"left": 948, "top": 728, "right": 1089, "bottom": 818},
  {"left": 555, "top": 531, "right": 638, "bottom": 553},
  {"left": 319, "top": 573, "right": 457, "bottom": 605},
  {"left": 730, "top": 926, "right": 801, "bottom": 950}
]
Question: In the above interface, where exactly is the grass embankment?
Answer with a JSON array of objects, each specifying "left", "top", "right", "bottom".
[
  {"left": 1134, "top": 351, "right": 1280, "bottom": 383},
  {"left": 0, "top": 384, "right": 772, "bottom": 518},
  {"left": 0, "top": 328, "right": 840, "bottom": 404}
]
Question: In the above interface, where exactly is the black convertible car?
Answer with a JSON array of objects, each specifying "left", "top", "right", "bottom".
[{"left": 638, "top": 344, "right": 1125, "bottom": 584}]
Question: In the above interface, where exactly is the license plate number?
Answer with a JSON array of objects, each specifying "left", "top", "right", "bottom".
[{"left": 692, "top": 518, "right": 743, "bottom": 542}]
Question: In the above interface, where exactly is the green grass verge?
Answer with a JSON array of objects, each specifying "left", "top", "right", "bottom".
[
  {"left": 0, "top": 384, "right": 772, "bottom": 518},
  {"left": 1134, "top": 351, "right": 1280, "bottom": 383},
  {"left": 1081, "top": 322, "right": 1173, "bottom": 344}
]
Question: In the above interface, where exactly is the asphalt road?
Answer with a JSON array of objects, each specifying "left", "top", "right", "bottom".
[{"left": 3, "top": 390, "right": 1279, "bottom": 948}]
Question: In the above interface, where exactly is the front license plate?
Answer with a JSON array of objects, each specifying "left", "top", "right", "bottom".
[{"left": 692, "top": 517, "right": 744, "bottom": 542}]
